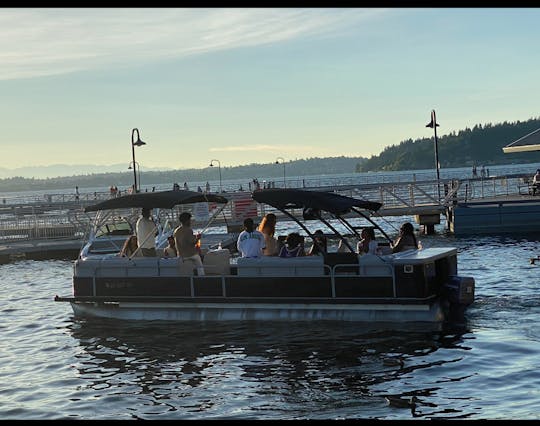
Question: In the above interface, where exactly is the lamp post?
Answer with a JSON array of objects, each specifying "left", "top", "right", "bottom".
[
  {"left": 425, "top": 110, "right": 441, "bottom": 202},
  {"left": 275, "top": 157, "right": 286, "bottom": 188},
  {"left": 131, "top": 128, "right": 146, "bottom": 193},
  {"left": 128, "top": 161, "right": 141, "bottom": 192},
  {"left": 209, "top": 159, "right": 222, "bottom": 192}
]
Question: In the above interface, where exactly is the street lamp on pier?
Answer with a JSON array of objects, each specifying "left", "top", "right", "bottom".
[
  {"left": 131, "top": 128, "right": 146, "bottom": 193},
  {"left": 275, "top": 157, "right": 286, "bottom": 188},
  {"left": 426, "top": 111, "right": 441, "bottom": 202},
  {"left": 209, "top": 159, "right": 222, "bottom": 192},
  {"left": 128, "top": 161, "right": 141, "bottom": 192}
]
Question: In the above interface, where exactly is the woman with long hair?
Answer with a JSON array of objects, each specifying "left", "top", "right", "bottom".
[
  {"left": 257, "top": 213, "right": 279, "bottom": 256},
  {"left": 357, "top": 227, "right": 378, "bottom": 255},
  {"left": 392, "top": 222, "right": 418, "bottom": 253}
]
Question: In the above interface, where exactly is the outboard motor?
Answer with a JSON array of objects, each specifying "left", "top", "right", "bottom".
[{"left": 443, "top": 275, "right": 475, "bottom": 307}]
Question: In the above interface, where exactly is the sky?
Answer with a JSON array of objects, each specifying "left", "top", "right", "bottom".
[{"left": 1, "top": 7, "right": 540, "bottom": 176}]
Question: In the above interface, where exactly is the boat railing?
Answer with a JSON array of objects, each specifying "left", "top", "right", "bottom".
[
  {"left": 77, "top": 254, "right": 404, "bottom": 300},
  {"left": 0, "top": 173, "right": 535, "bottom": 244}
]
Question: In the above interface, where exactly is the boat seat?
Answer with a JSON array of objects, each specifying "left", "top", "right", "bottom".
[
  {"left": 236, "top": 255, "right": 324, "bottom": 276},
  {"left": 79, "top": 256, "right": 134, "bottom": 278},
  {"left": 203, "top": 248, "right": 231, "bottom": 275},
  {"left": 127, "top": 257, "right": 160, "bottom": 277},
  {"left": 358, "top": 254, "right": 393, "bottom": 277},
  {"left": 158, "top": 257, "right": 183, "bottom": 276}
]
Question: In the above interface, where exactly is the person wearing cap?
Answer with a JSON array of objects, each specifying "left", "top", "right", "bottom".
[
  {"left": 135, "top": 207, "right": 157, "bottom": 256},
  {"left": 174, "top": 212, "right": 204, "bottom": 275}
]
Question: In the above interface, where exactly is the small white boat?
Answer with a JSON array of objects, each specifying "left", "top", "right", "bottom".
[{"left": 55, "top": 189, "right": 475, "bottom": 323}]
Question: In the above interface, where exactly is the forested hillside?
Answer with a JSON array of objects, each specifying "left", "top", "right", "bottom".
[{"left": 356, "top": 117, "right": 540, "bottom": 172}]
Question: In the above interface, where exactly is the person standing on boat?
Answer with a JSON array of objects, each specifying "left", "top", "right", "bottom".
[
  {"left": 174, "top": 212, "right": 205, "bottom": 275},
  {"left": 391, "top": 222, "right": 418, "bottom": 253},
  {"left": 237, "top": 217, "right": 266, "bottom": 258},
  {"left": 257, "top": 213, "right": 278, "bottom": 256},
  {"left": 136, "top": 207, "right": 158, "bottom": 256}
]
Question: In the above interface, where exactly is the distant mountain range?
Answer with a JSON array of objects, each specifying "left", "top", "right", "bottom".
[
  {"left": 4, "top": 116, "right": 540, "bottom": 193},
  {"left": 0, "top": 156, "right": 367, "bottom": 193},
  {"left": 0, "top": 164, "right": 174, "bottom": 179}
]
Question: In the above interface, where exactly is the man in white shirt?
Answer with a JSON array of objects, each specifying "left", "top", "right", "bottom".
[
  {"left": 136, "top": 207, "right": 158, "bottom": 256},
  {"left": 237, "top": 217, "right": 266, "bottom": 258}
]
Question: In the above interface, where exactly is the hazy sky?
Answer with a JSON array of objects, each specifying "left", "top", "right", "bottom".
[{"left": 1, "top": 7, "right": 539, "bottom": 172}]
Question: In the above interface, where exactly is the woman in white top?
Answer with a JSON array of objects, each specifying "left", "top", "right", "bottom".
[
  {"left": 357, "top": 227, "right": 378, "bottom": 255},
  {"left": 163, "top": 236, "right": 177, "bottom": 258}
]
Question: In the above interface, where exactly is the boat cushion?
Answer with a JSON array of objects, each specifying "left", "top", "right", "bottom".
[{"left": 236, "top": 255, "right": 324, "bottom": 276}]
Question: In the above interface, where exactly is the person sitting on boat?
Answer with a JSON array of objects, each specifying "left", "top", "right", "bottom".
[
  {"left": 337, "top": 238, "right": 351, "bottom": 252},
  {"left": 279, "top": 232, "right": 305, "bottom": 258},
  {"left": 258, "top": 213, "right": 279, "bottom": 256},
  {"left": 357, "top": 227, "right": 379, "bottom": 255},
  {"left": 136, "top": 207, "right": 158, "bottom": 256},
  {"left": 119, "top": 234, "right": 140, "bottom": 257},
  {"left": 163, "top": 236, "right": 177, "bottom": 258},
  {"left": 174, "top": 212, "right": 205, "bottom": 275},
  {"left": 392, "top": 222, "right": 418, "bottom": 253},
  {"left": 532, "top": 169, "right": 540, "bottom": 195},
  {"left": 237, "top": 217, "right": 266, "bottom": 258},
  {"left": 307, "top": 229, "right": 327, "bottom": 256}
]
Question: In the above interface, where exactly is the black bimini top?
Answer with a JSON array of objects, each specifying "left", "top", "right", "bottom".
[
  {"left": 252, "top": 188, "right": 382, "bottom": 215},
  {"left": 84, "top": 190, "right": 228, "bottom": 212}
]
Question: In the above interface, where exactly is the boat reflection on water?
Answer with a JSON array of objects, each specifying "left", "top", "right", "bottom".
[{"left": 65, "top": 317, "right": 474, "bottom": 419}]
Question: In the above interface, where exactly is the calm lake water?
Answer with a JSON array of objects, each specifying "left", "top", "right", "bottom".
[{"left": 1, "top": 166, "right": 540, "bottom": 419}]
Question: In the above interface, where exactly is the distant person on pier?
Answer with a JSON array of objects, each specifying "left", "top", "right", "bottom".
[
  {"left": 205, "top": 181, "right": 211, "bottom": 192},
  {"left": 532, "top": 169, "right": 540, "bottom": 195},
  {"left": 258, "top": 213, "right": 279, "bottom": 256},
  {"left": 136, "top": 207, "right": 158, "bottom": 256},
  {"left": 392, "top": 222, "right": 419, "bottom": 253}
]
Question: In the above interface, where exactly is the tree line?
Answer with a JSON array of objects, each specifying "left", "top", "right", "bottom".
[{"left": 356, "top": 116, "right": 540, "bottom": 172}]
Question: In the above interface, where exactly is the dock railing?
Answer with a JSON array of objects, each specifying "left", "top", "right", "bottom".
[{"left": 0, "top": 173, "right": 533, "bottom": 243}]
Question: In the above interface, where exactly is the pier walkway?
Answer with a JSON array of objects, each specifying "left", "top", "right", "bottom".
[{"left": 0, "top": 172, "right": 533, "bottom": 262}]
